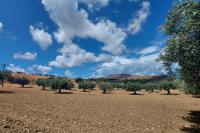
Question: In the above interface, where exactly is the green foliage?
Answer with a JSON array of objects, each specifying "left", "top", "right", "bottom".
[
  {"left": 159, "top": 81, "right": 177, "bottom": 95},
  {"left": 124, "top": 82, "right": 142, "bottom": 95},
  {"left": 111, "top": 83, "right": 123, "bottom": 90},
  {"left": 50, "top": 78, "right": 74, "bottom": 93},
  {"left": 143, "top": 83, "right": 159, "bottom": 92},
  {"left": 158, "top": 0, "right": 200, "bottom": 94},
  {"left": 17, "top": 77, "right": 30, "bottom": 88},
  {"left": 75, "top": 78, "right": 84, "bottom": 83},
  {"left": 99, "top": 83, "right": 113, "bottom": 94},
  {"left": 78, "top": 82, "right": 96, "bottom": 92},
  {"left": 36, "top": 79, "right": 49, "bottom": 90}
]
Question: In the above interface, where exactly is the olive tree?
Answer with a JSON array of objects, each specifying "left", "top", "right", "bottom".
[
  {"left": 51, "top": 79, "right": 74, "bottom": 93},
  {"left": 158, "top": 0, "right": 200, "bottom": 94},
  {"left": 159, "top": 81, "right": 177, "bottom": 95},
  {"left": 18, "top": 77, "right": 30, "bottom": 88},
  {"left": 36, "top": 79, "right": 49, "bottom": 90},
  {"left": 99, "top": 83, "right": 113, "bottom": 94},
  {"left": 124, "top": 83, "right": 142, "bottom": 95}
]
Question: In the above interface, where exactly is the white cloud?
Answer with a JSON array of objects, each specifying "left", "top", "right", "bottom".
[
  {"left": 41, "top": 0, "right": 127, "bottom": 68},
  {"left": 93, "top": 52, "right": 165, "bottom": 78},
  {"left": 79, "top": 0, "right": 110, "bottom": 9},
  {"left": 14, "top": 52, "right": 37, "bottom": 60},
  {"left": 64, "top": 70, "right": 73, "bottom": 77},
  {"left": 42, "top": 0, "right": 126, "bottom": 55},
  {"left": 6, "top": 64, "right": 27, "bottom": 73},
  {"left": 0, "top": 22, "right": 3, "bottom": 32},
  {"left": 137, "top": 45, "right": 161, "bottom": 56},
  {"left": 127, "top": 1, "right": 150, "bottom": 34},
  {"left": 28, "top": 64, "right": 52, "bottom": 75},
  {"left": 29, "top": 25, "right": 52, "bottom": 50},
  {"left": 49, "top": 42, "right": 113, "bottom": 68}
]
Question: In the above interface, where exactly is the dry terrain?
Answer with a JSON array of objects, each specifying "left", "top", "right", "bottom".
[{"left": 0, "top": 83, "right": 200, "bottom": 133}]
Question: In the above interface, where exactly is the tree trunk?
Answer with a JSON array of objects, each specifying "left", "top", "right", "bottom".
[
  {"left": 58, "top": 88, "right": 61, "bottom": 93},
  {"left": 1, "top": 81, "right": 3, "bottom": 87},
  {"left": 42, "top": 85, "right": 45, "bottom": 90},
  {"left": 83, "top": 88, "right": 86, "bottom": 92},
  {"left": 22, "top": 84, "right": 24, "bottom": 88},
  {"left": 133, "top": 90, "right": 137, "bottom": 95},
  {"left": 103, "top": 89, "right": 106, "bottom": 94},
  {"left": 167, "top": 89, "right": 171, "bottom": 95}
]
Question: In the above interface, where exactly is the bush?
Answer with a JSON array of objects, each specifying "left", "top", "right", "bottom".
[
  {"left": 124, "top": 82, "right": 142, "bottom": 95},
  {"left": 51, "top": 79, "right": 74, "bottom": 93},
  {"left": 99, "top": 83, "right": 113, "bottom": 94},
  {"left": 17, "top": 77, "right": 30, "bottom": 88}
]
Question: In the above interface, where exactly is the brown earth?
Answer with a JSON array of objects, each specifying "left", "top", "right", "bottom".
[{"left": 0, "top": 83, "right": 200, "bottom": 133}]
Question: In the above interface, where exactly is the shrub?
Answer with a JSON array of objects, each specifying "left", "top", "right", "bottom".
[{"left": 99, "top": 83, "right": 113, "bottom": 94}]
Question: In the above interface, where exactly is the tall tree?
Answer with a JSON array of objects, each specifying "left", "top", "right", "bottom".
[{"left": 158, "top": 0, "right": 200, "bottom": 94}]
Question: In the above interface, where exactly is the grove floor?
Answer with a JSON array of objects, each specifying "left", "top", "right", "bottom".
[{"left": 0, "top": 83, "right": 200, "bottom": 133}]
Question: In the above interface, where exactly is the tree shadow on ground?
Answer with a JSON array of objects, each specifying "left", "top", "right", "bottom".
[
  {"left": 181, "top": 111, "right": 200, "bottom": 133},
  {"left": 0, "top": 90, "right": 15, "bottom": 94},
  {"left": 129, "top": 93, "right": 144, "bottom": 96},
  {"left": 54, "top": 92, "right": 74, "bottom": 95},
  {"left": 161, "top": 93, "right": 180, "bottom": 96}
]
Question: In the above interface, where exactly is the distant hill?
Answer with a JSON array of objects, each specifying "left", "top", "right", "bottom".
[
  {"left": 106, "top": 74, "right": 132, "bottom": 79},
  {"left": 105, "top": 73, "right": 168, "bottom": 81}
]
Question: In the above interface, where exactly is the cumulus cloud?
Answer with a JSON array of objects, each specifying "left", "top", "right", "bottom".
[
  {"left": 14, "top": 52, "right": 37, "bottom": 60},
  {"left": 93, "top": 52, "right": 165, "bottom": 78},
  {"left": 127, "top": 1, "right": 150, "bottom": 34},
  {"left": 0, "top": 22, "right": 3, "bottom": 32},
  {"left": 6, "top": 64, "right": 27, "bottom": 73},
  {"left": 29, "top": 25, "right": 52, "bottom": 50},
  {"left": 28, "top": 64, "right": 52, "bottom": 75},
  {"left": 79, "top": 0, "right": 110, "bottom": 9},
  {"left": 49, "top": 42, "right": 113, "bottom": 68},
  {"left": 41, "top": 0, "right": 127, "bottom": 68}
]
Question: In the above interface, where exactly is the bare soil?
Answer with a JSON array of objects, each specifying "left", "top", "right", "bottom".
[{"left": 0, "top": 84, "right": 200, "bottom": 133}]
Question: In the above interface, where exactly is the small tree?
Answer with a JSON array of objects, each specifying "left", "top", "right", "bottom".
[
  {"left": 36, "top": 79, "right": 49, "bottom": 90},
  {"left": 78, "top": 82, "right": 96, "bottom": 92},
  {"left": 159, "top": 81, "right": 177, "bottom": 95},
  {"left": 125, "top": 82, "right": 142, "bottom": 95},
  {"left": 88, "top": 82, "right": 96, "bottom": 90},
  {"left": 51, "top": 79, "right": 74, "bottom": 93},
  {"left": 144, "top": 83, "right": 159, "bottom": 92},
  {"left": 18, "top": 77, "right": 30, "bottom": 88},
  {"left": 99, "top": 83, "right": 113, "bottom": 94},
  {"left": 78, "top": 82, "right": 88, "bottom": 92},
  {"left": 111, "top": 83, "right": 122, "bottom": 90}
]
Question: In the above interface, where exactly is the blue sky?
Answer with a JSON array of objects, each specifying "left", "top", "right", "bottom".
[{"left": 0, "top": 0, "right": 173, "bottom": 78}]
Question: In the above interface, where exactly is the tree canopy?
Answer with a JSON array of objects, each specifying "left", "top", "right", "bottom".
[{"left": 158, "top": 0, "right": 200, "bottom": 94}]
